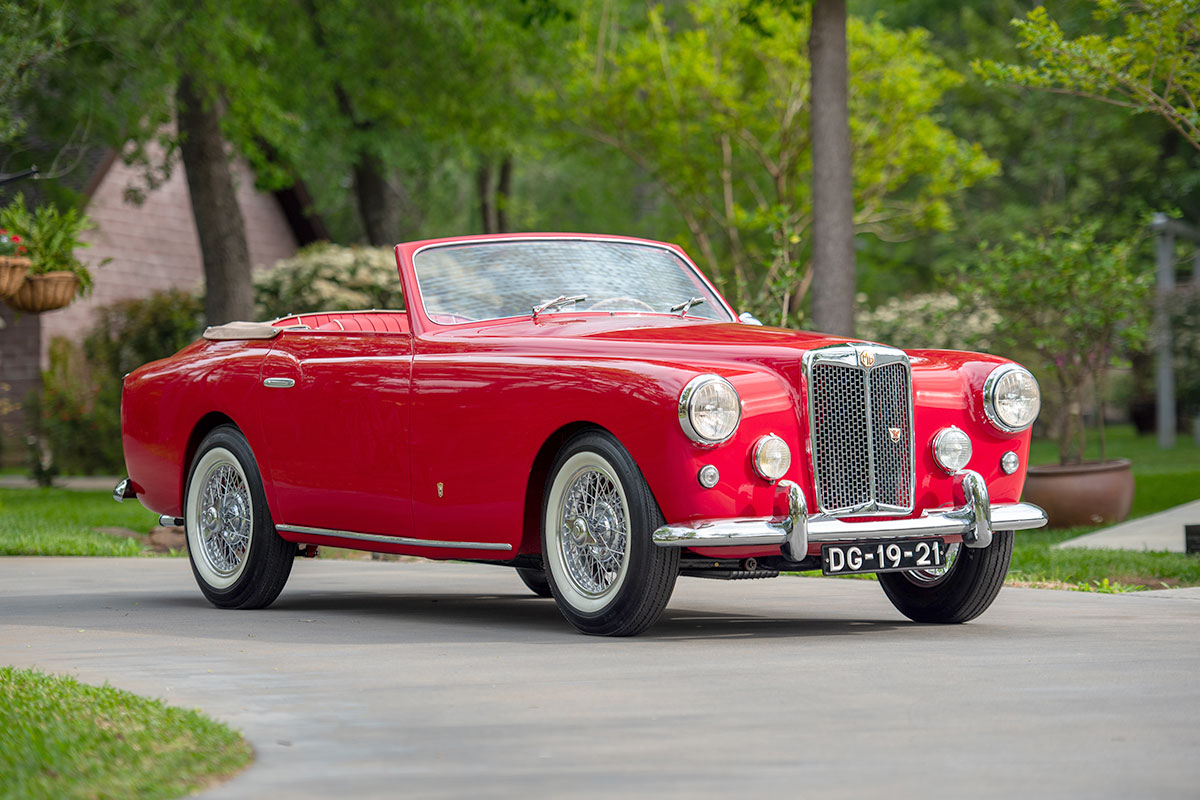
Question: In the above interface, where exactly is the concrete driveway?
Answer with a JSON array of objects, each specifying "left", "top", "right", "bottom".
[{"left": 2, "top": 557, "right": 1197, "bottom": 799}]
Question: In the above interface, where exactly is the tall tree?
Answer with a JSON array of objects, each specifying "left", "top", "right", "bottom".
[
  {"left": 555, "top": 0, "right": 996, "bottom": 323},
  {"left": 808, "top": 0, "right": 855, "bottom": 335}
]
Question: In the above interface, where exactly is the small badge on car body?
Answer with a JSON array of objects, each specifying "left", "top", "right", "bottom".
[
  {"left": 859, "top": 349, "right": 876, "bottom": 368},
  {"left": 888, "top": 427, "right": 902, "bottom": 443},
  {"left": 437, "top": 482, "right": 444, "bottom": 498}
]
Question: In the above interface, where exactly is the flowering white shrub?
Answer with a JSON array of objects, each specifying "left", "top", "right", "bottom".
[
  {"left": 856, "top": 292, "right": 1000, "bottom": 352},
  {"left": 254, "top": 244, "right": 403, "bottom": 320}
]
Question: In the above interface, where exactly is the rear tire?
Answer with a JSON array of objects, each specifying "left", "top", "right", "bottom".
[
  {"left": 184, "top": 426, "right": 294, "bottom": 609},
  {"left": 541, "top": 431, "right": 678, "bottom": 636},
  {"left": 877, "top": 532, "right": 1013, "bottom": 623},
  {"left": 516, "top": 567, "right": 553, "bottom": 598}
]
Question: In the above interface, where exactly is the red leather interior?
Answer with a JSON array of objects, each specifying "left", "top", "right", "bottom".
[{"left": 272, "top": 312, "right": 410, "bottom": 334}]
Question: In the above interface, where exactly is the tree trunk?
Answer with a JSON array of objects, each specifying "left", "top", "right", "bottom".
[
  {"left": 353, "top": 150, "right": 397, "bottom": 246},
  {"left": 808, "top": 0, "right": 856, "bottom": 336},
  {"left": 496, "top": 156, "right": 513, "bottom": 233},
  {"left": 476, "top": 162, "right": 498, "bottom": 233},
  {"left": 176, "top": 72, "right": 255, "bottom": 327}
]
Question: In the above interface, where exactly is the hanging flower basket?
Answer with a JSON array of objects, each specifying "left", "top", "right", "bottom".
[
  {"left": 4, "top": 271, "right": 81, "bottom": 314},
  {"left": 0, "top": 256, "right": 30, "bottom": 299}
]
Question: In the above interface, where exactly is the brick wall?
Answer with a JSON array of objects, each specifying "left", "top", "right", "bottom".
[
  {"left": 0, "top": 305, "right": 40, "bottom": 466},
  {"left": 37, "top": 149, "right": 300, "bottom": 368}
]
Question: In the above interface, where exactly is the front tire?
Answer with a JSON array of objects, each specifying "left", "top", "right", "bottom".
[
  {"left": 516, "top": 567, "right": 553, "bottom": 598},
  {"left": 877, "top": 532, "right": 1013, "bottom": 623},
  {"left": 184, "top": 425, "right": 294, "bottom": 609},
  {"left": 541, "top": 431, "right": 679, "bottom": 636}
]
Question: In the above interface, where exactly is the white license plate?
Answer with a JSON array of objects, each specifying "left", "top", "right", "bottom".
[{"left": 821, "top": 538, "right": 946, "bottom": 576}]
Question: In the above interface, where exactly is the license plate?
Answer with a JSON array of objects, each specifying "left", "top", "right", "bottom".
[{"left": 821, "top": 538, "right": 946, "bottom": 576}]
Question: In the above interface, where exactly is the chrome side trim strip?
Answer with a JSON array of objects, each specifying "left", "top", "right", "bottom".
[
  {"left": 275, "top": 523, "right": 513, "bottom": 551},
  {"left": 653, "top": 472, "right": 1046, "bottom": 553},
  {"left": 263, "top": 377, "right": 296, "bottom": 388}
]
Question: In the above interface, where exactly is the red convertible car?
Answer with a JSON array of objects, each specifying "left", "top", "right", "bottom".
[{"left": 115, "top": 233, "right": 1046, "bottom": 635}]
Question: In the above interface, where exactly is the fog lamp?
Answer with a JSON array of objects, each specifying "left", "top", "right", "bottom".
[
  {"left": 753, "top": 434, "right": 791, "bottom": 481},
  {"left": 932, "top": 426, "right": 972, "bottom": 474}
]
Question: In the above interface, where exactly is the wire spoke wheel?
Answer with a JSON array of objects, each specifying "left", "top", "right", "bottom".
[
  {"left": 197, "top": 462, "right": 253, "bottom": 578},
  {"left": 557, "top": 464, "right": 629, "bottom": 599},
  {"left": 902, "top": 542, "right": 961, "bottom": 586},
  {"left": 541, "top": 431, "right": 679, "bottom": 636}
]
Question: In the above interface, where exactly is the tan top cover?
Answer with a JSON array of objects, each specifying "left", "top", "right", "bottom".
[{"left": 202, "top": 321, "right": 281, "bottom": 341}]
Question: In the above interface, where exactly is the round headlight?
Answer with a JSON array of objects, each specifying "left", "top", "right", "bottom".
[
  {"left": 932, "top": 426, "right": 972, "bottom": 474},
  {"left": 679, "top": 375, "right": 741, "bottom": 444},
  {"left": 753, "top": 434, "right": 791, "bottom": 481},
  {"left": 984, "top": 364, "right": 1041, "bottom": 432}
]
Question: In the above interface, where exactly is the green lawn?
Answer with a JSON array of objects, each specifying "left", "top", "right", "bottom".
[
  {"left": 0, "top": 666, "right": 251, "bottom": 799},
  {"left": 0, "top": 488, "right": 162, "bottom": 556},
  {"left": 1028, "top": 423, "right": 1200, "bottom": 474}
]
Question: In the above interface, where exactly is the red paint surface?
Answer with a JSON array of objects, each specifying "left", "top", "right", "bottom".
[{"left": 121, "top": 233, "right": 1035, "bottom": 560}]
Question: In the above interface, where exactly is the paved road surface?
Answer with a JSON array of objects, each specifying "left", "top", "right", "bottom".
[{"left": 2, "top": 557, "right": 1197, "bottom": 799}]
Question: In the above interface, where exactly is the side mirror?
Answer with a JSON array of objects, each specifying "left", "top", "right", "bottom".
[{"left": 738, "top": 311, "right": 763, "bottom": 326}]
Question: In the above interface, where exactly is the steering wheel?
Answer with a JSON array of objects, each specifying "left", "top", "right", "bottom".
[{"left": 586, "top": 297, "right": 656, "bottom": 312}]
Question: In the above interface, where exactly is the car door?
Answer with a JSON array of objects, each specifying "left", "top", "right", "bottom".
[{"left": 256, "top": 330, "right": 414, "bottom": 537}]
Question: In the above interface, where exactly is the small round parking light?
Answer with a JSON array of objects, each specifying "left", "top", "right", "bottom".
[
  {"left": 1001, "top": 451, "right": 1020, "bottom": 475},
  {"left": 753, "top": 434, "right": 791, "bottom": 482},
  {"left": 698, "top": 464, "right": 720, "bottom": 489},
  {"left": 932, "top": 426, "right": 972, "bottom": 474}
]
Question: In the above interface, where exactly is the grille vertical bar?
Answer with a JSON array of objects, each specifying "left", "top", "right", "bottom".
[{"left": 806, "top": 345, "right": 914, "bottom": 516}]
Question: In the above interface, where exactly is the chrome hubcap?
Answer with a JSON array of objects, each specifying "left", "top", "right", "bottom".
[
  {"left": 198, "top": 462, "right": 251, "bottom": 577},
  {"left": 558, "top": 466, "right": 628, "bottom": 597},
  {"left": 905, "top": 542, "right": 961, "bottom": 585}
]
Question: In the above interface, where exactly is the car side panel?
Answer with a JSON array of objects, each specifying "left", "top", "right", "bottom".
[{"left": 121, "top": 340, "right": 273, "bottom": 517}]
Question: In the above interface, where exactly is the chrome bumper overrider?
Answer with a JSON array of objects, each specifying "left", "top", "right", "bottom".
[{"left": 652, "top": 470, "right": 1047, "bottom": 556}]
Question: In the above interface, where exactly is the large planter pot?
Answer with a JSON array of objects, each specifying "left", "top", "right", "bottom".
[
  {"left": 4, "top": 271, "right": 80, "bottom": 314},
  {"left": 1021, "top": 458, "right": 1135, "bottom": 528},
  {"left": 0, "top": 256, "right": 30, "bottom": 298}
]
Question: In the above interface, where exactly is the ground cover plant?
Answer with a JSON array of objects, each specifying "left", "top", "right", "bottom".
[
  {"left": 0, "top": 487, "right": 162, "bottom": 556},
  {"left": 0, "top": 666, "right": 251, "bottom": 799}
]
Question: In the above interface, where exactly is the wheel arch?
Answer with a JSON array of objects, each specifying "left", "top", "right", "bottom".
[
  {"left": 519, "top": 421, "right": 630, "bottom": 555},
  {"left": 181, "top": 412, "right": 241, "bottom": 506}
]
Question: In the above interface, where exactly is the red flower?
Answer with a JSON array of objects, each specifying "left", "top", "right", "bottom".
[
  {"left": 0, "top": 229, "right": 7, "bottom": 235},
  {"left": 17, "top": 245, "right": 26, "bottom": 254},
  {"left": 10, "top": 235, "right": 19, "bottom": 243}
]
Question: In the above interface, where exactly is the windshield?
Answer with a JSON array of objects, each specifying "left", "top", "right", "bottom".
[{"left": 413, "top": 239, "right": 732, "bottom": 324}]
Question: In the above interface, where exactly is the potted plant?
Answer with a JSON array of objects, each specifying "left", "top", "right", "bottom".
[
  {"left": 955, "top": 221, "right": 1151, "bottom": 527},
  {"left": 0, "top": 194, "right": 99, "bottom": 313},
  {"left": 0, "top": 227, "right": 30, "bottom": 298}
]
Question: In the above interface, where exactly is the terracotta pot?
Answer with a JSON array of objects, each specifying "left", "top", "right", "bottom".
[
  {"left": 0, "top": 256, "right": 30, "bottom": 299},
  {"left": 1021, "top": 458, "right": 1135, "bottom": 528},
  {"left": 4, "top": 271, "right": 80, "bottom": 314}
]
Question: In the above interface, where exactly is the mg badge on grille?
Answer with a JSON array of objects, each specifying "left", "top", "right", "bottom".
[
  {"left": 888, "top": 427, "right": 902, "bottom": 443},
  {"left": 859, "top": 349, "right": 876, "bottom": 368}
]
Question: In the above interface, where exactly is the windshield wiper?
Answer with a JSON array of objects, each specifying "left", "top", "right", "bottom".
[
  {"left": 531, "top": 294, "right": 587, "bottom": 319},
  {"left": 670, "top": 296, "right": 706, "bottom": 317}
]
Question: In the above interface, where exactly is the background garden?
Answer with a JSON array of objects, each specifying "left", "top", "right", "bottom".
[{"left": 2, "top": 0, "right": 1199, "bottom": 580}]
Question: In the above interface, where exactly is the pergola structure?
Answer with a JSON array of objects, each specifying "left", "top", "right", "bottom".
[{"left": 1150, "top": 213, "right": 1200, "bottom": 448}]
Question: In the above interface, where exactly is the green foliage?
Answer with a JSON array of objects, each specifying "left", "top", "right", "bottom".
[
  {"left": 0, "top": 666, "right": 251, "bottom": 798},
  {"left": 954, "top": 222, "right": 1152, "bottom": 462},
  {"left": 856, "top": 291, "right": 999, "bottom": 351},
  {"left": 553, "top": 0, "right": 997, "bottom": 320},
  {"left": 0, "top": 194, "right": 101, "bottom": 293},
  {"left": 0, "top": 488, "right": 161, "bottom": 556},
  {"left": 0, "top": 2, "right": 66, "bottom": 146},
  {"left": 976, "top": 0, "right": 1200, "bottom": 152},
  {"left": 254, "top": 244, "right": 403, "bottom": 319},
  {"left": 36, "top": 291, "right": 203, "bottom": 475}
]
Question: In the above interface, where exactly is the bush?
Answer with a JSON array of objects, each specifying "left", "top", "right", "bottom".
[
  {"left": 36, "top": 290, "right": 203, "bottom": 475},
  {"left": 856, "top": 292, "right": 1000, "bottom": 352},
  {"left": 254, "top": 243, "right": 402, "bottom": 319}
]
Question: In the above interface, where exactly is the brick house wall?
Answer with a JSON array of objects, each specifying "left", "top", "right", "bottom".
[
  {"left": 0, "top": 147, "right": 304, "bottom": 466},
  {"left": 38, "top": 151, "right": 300, "bottom": 367}
]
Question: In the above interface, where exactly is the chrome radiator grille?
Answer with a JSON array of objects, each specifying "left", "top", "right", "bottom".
[{"left": 805, "top": 345, "right": 914, "bottom": 516}]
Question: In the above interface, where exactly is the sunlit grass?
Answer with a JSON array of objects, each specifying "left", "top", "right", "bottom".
[{"left": 0, "top": 488, "right": 162, "bottom": 556}]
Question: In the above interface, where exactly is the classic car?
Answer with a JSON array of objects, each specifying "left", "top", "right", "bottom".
[{"left": 114, "top": 233, "right": 1047, "bottom": 635}]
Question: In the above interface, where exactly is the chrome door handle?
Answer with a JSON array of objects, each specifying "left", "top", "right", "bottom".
[{"left": 263, "top": 377, "right": 295, "bottom": 389}]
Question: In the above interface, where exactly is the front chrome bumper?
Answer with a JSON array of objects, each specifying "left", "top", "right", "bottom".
[{"left": 652, "top": 470, "right": 1047, "bottom": 558}]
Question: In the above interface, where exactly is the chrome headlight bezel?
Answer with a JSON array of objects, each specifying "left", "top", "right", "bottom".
[
  {"left": 678, "top": 374, "right": 742, "bottom": 445},
  {"left": 983, "top": 364, "right": 1041, "bottom": 433},
  {"left": 752, "top": 433, "right": 791, "bottom": 481}
]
